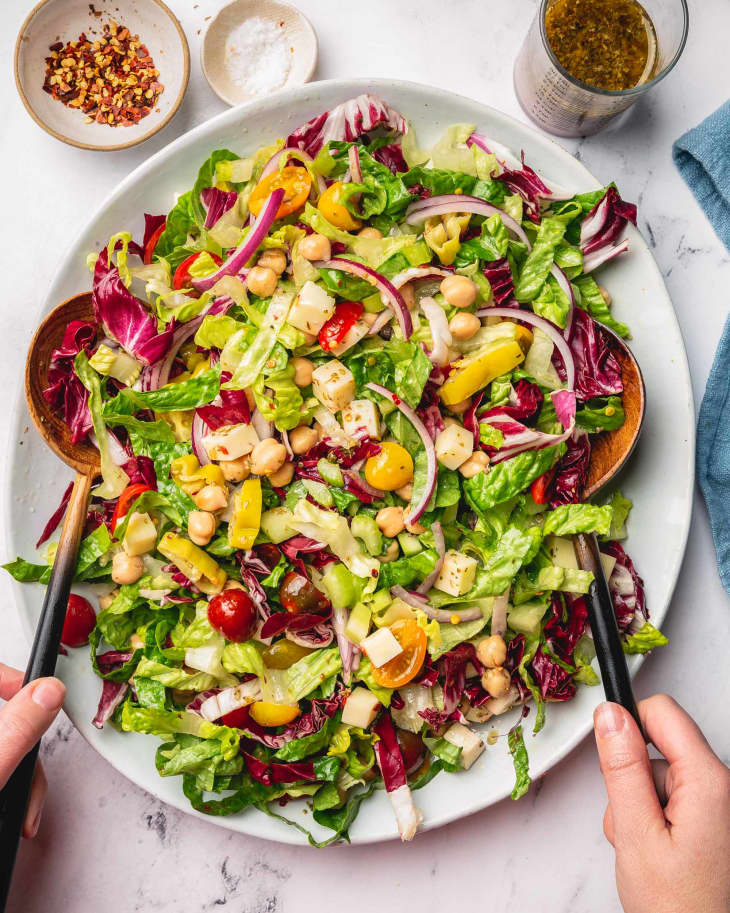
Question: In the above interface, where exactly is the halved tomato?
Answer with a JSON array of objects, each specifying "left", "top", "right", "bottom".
[
  {"left": 371, "top": 618, "right": 427, "bottom": 689},
  {"left": 249, "top": 701, "right": 301, "bottom": 727},
  {"left": 111, "top": 483, "right": 152, "bottom": 533},
  {"left": 249, "top": 166, "right": 312, "bottom": 219},
  {"left": 173, "top": 251, "right": 223, "bottom": 291},
  {"left": 143, "top": 221, "right": 166, "bottom": 264}
]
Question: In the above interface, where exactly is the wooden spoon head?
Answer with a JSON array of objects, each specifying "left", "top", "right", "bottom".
[
  {"left": 25, "top": 292, "right": 101, "bottom": 476},
  {"left": 583, "top": 331, "right": 645, "bottom": 499}
]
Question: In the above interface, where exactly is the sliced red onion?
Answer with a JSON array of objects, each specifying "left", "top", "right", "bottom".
[
  {"left": 343, "top": 469, "right": 384, "bottom": 500},
  {"left": 316, "top": 258, "right": 412, "bottom": 339},
  {"left": 366, "top": 382, "right": 436, "bottom": 523},
  {"left": 193, "top": 188, "right": 285, "bottom": 292},
  {"left": 391, "top": 586, "right": 429, "bottom": 609},
  {"left": 366, "top": 268, "right": 452, "bottom": 337},
  {"left": 281, "top": 429, "right": 293, "bottom": 460},
  {"left": 421, "top": 604, "right": 484, "bottom": 623},
  {"left": 582, "top": 238, "right": 630, "bottom": 274},
  {"left": 466, "top": 133, "right": 522, "bottom": 171},
  {"left": 551, "top": 389, "right": 576, "bottom": 430},
  {"left": 549, "top": 263, "right": 575, "bottom": 341},
  {"left": 367, "top": 309, "right": 393, "bottom": 336},
  {"left": 332, "top": 605, "right": 356, "bottom": 684},
  {"left": 490, "top": 424, "right": 574, "bottom": 463},
  {"left": 348, "top": 144, "right": 362, "bottom": 183},
  {"left": 474, "top": 306, "right": 575, "bottom": 391},
  {"left": 141, "top": 317, "right": 205, "bottom": 392},
  {"left": 405, "top": 195, "right": 531, "bottom": 249},
  {"left": 420, "top": 296, "right": 452, "bottom": 367},
  {"left": 251, "top": 408, "right": 273, "bottom": 439},
  {"left": 416, "top": 521, "right": 445, "bottom": 594},
  {"left": 286, "top": 625, "right": 334, "bottom": 648},
  {"left": 191, "top": 411, "right": 211, "bottom": 466},
  {"left": 491, "top": 589, "right": 510, "bottom": 637}
]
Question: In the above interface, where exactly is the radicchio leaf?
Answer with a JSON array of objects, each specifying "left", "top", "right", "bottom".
[
  {"left": 92, "top": 680, "right": 129, "bottom": 729},
  {"left": 36, "top": 480, "right": 74, "bottom": 548},
  {"left": 569, "top": 308, "right": 623, "bottom": 401},
  {"left": 372, "top": 142, "right": 408, "bottom": 174},
  {"left": 201, "top": 187, "right": 238, "bottom": 230},
  {"left": 548, "top": 433, "right": 591, "bottom": 507},
  {"left": 603, "top": 541, "right": 647, "bottom": 631},
  {"left": 196, "top": 389, "right": 251, "bottom": 430},
  {"left": 483, "top": 258, "right": 517, "bottom": 306},
  {"left": 286, "top": 94, "right": 407, "bottom": 157},
  {"left": 239, "top": 690, "right": 345, "bottom": 750},
  {"left": 43, "top": 320, "right": 96, "bottom": 443}
]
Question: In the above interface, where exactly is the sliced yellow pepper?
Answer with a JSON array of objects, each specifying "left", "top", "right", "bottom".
[
  {"left": 170, "top": 455, "right": 226, "bottom": 495},
  {"left": 228, "top": 479, "right": 262, "bottom": 550},
  {"left": 157, "top": 532, "right": 227, "bottom": 594},
  {"left": 156, "top": 410, "right": 193, "bottom": 443},
  {"left": 249, "top": 701, "right": 301, "bottom": 727},
  {"left": 424, "top": 213, "right": 471, "bottom": 265},
  {"left": 439, "top": 339, "right": 526, "bottom": 406}
]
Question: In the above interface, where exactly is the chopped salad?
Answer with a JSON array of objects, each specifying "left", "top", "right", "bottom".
[{"left": 5, "top": 94, "right": 668, "bottom": 845}]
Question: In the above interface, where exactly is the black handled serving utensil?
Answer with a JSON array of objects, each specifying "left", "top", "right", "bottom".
[
  {"left": 0, "top": 293, "right": 99, "bottom": 912},
  {"left": 572, "top": 326, "right": 646, "bottom": 729}
]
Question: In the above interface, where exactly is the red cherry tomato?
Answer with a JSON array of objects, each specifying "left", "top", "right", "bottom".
[
  {"left": 318, "top": 301, "right": 363, "bottom": 352},
  {"left": 255, "top": 543, "right": 281, "bottom": 570},
  {"left": 172, "top": 251, "right": 223, "bottom": 291},
  {"left": 143, "top": 221, "right": 166, "bottom": 265},
  {"left": 530, "top": 467, "right": 557, "bottom": 505},
  {"left": 278, "top": 571, "right": 331, "bottom": 615},
  {"left": 221, "top": 705, "right": 252, "bottom": 729},
  {"left": 62, "top": 594, "right": 97, "bottom": 647},
  {"left": 208, "top": 589, "right": 257, "bottom": 642},
  {"left": 111, "top": 483, "right": 152, "bottom": 533}
]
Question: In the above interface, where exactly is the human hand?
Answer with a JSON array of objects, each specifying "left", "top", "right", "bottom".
[
  {"left": 0, "top": 663, "right": 66, "bottom": 838},
  {"left": 594, "top": 695, "right": 730, "bottom": 913}
]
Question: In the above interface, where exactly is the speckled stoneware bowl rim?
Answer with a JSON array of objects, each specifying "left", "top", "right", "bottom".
[
  {"left": 14, "top": 0, "right": 190, "bottom": 152},
  {"left": 200, "top": 0, "right": 317, "bottom": 107}
]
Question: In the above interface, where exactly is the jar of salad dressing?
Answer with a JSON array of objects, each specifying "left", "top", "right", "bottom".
[{"left": 514, "top": 0, "right": 689, "bottom": 137}]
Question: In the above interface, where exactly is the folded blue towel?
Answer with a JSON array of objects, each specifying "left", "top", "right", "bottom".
[
  {"left": 673, "top": 100, "right": 730, "bottom": 252},
  {"left": 675, "top": 103, "right": 730, "bottom": 593}
]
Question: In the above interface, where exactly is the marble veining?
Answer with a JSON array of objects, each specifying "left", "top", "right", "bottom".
[{"left": 2, "top": 0, "right": 729, "bottom": 910}]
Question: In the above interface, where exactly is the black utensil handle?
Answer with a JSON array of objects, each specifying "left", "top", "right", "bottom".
[
  {"left": 0, "top": 472, "right": 91, "bottom": 912},
  {"left": 573, "top": 532, "right": 641, "bottom": 730}
]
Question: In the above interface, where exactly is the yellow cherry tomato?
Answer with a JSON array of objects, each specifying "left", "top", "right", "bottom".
[
  {"left": 371, "top": 618, "right": 427, "bottom": 688},
  {"left": 317, "top": 180, "right": 362, "bottom": 231},
  {"left": 249, "top": 166, "right": 312, "bottom": 219},
  {"left": 364, "top": 442, "right": 414, "bottom": 491},
  {"left": 249, "top": 701, "right": 301, "bottom": 727}
]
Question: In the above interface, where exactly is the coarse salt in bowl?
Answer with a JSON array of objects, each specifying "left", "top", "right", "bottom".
[{"left": 202, "top": 0, "right": 317, "bottom": 106}]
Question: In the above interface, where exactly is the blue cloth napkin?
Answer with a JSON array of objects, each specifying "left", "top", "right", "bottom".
[
  {"left": 675, "top": 102, "right": 730, "bottom": 593},
  {"left": 673, "top": 100, "right": 730, "bottom": 251}
]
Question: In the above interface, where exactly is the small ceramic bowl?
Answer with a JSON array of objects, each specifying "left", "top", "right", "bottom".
[
  {"left": 202, "top": 0, "right": 317, "bottom": 107},
  {"left": 15, "top": 0, "right": 189, "bottom": 152}
]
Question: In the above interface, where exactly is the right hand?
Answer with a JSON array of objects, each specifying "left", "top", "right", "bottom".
[
  {"left": 0, "top": 663, "right": 66, "bottom": 838},
  {"left": 594, "top": 694, "right": 730, "bottom": 913}
]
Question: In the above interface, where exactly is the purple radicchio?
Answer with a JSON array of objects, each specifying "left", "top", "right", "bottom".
[
  {"left": 201, "top": 187, "right": 238, "bottom": 230},
  {"left": 603, "top": 541, "right": 647, "bottom": 632},
  {"left": 286, "top": 94, "right": 407, "bottom": 157},
  {"left": 36, "top": 480, "right": 74, "bottom": 548},
  {"left": 483, "top": 258, "right": 517, "bottom": 306},
  {"left": 372, "top": 142, "right": 408, "bottom": 174},
  {"left": 568, "top": 308, "right": 623, "bottom": 401},
  {"left": 580, "top": 186, "right": 637, "bottom": 257},
  {"left": 239, "top": 690, "right": 345, "bottom": 750},
  {"left": 43, "top": 320, "right": 96, "bottom": 443},
  {"left": 548, "top": 433, "right": 591, "bottom": 507},
  {"left": 196, "top": 389, "right": 251, "bottom": 430}
]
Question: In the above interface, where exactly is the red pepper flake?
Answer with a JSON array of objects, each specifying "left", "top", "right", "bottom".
[{"left": 41, "top": 18, "right": 164, "bottom": 127}]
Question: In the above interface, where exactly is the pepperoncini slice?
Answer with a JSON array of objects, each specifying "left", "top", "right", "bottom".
[
  {"left": 227, "top": 478, "right": 262, "bottom": 550},
  {"left": 157, "top": 532, "right": 227, "bottom": 594}
]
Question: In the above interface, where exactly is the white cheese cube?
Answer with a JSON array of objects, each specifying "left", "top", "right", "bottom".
[
  {"left": 341, "top": 687, "right": 381, "bottom": 728},
  {"left": 311, "top": 360, "right": 355, "bottom": 413},
  {"left": 122, "top": 512, "right": 157, "bottom": 557},
  {"left": 361, "top": 627, "right": 403, "bottom": 667},
  {"left": 287, "top": 281, "right": 336, "bottom": 334},
  {"left": 600, "top": 552, "right": 617, "bottom": 580},
  {"left": 435, "top": 424, "right": 474, "bottom": 470},
  {"left": 443, "top": 722, "right": 485, "bottom": 770},
  {"left": 546, "top": 535, "right": 578, "bottom": 570},
  {"left": 202, "top": 423, "right": 259, "bottom": 461},
  {"left": 329, "top": 319, "right": 370, "bottom": 357},
  {"left": 433, "top": 550, "right": 477, "bottom": 597},
  {"left": 341, "top": 399, "right": 381, "bottom": 440}
]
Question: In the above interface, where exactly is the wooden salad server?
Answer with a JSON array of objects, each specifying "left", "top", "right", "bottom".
[
  {"left": 0, "top": 293, "right": 99, "bottom": 910},
  {"left": 572, "top": 327, "right": 646, "bottom": 728}
]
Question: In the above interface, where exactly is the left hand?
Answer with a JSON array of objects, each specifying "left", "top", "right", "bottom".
[{"left": 0, "top": 663, "right": 66, "bottom": 838}]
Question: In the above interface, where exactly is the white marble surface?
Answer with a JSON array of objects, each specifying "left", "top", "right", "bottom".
[{"left": 2, "top": 0, "right": 729, "bottom": 909}]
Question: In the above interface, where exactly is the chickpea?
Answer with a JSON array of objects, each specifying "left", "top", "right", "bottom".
[
  {"left": 598, "top": 284, "right": 611, "bottom": 306},
  {"left": 476, "top": 634, "right": 508, "bottom": 669},
  {"left": 97, "top": 589, "right": 118, "bottom": 611},
  {"left": 358, "top": 226, "right": 382, "bottom": 239},
  {"left": 301, "top": 331, "right": 317, "bottom": 346},
  {"left": 219, "top": 455, "right": 251, "bottom": 483},
  {"left": 481, "top": 666, "right": 511, "bottom": 699},
  {"left": 298, "top": 233, "right": 331, "bottom": 261},
  {"left": 400, "top": 283, "right": 416, "bottom": 310},
  {"left": 459, "top": 451, "right": 489, "bottom": 479},
  {"left": 257, "top": 248, "right": 287, "bottom": 275},
  {"left": 449, "top": 312, "right": 481, "bottom": 341},
  {"left": 194, "top": 484, "right": 229, "bottom": 512},
  {"left": 188, "top": 510, "right": 216, "bottom": 546},
  {"left": 289, "top": 425, "right": 318, "bottom": 454},
  {"left": 291, "top": 356, "right": 314, "bottom": 387},
  {"left": 268, "top": 461, "right": 295, "bottom": 488},
  {"left": 447, "top": 396, "right": 472, "bottom": 415},
  {"left": 379, "top": 541, "right": 400, "bottom": 563},
  {"left": 376, "top": 505, "right": 405, "bottom": 538},
  {"left": 250, "top": 438, "right": 287, "bottom": 476},
  {"left": 442, "top": 416, "right": 461, "bottom": 429},
  {"left": 246, "top": 266, "right": 278, "bottom": 298},
  {"left": 404, "top": 514, "right": 426, "bottom": 534},
  {"left": 224, "top": 579, "right": 245, "bottom": 591},
  {"left": 395, "top": 482, "right": 413, "bottom": 501},
  {"left": 111, "top": 551, "right": 145, "bottom": 585},
  {"left": 440, "top": 275, "right": 478, "bottom": 309}
]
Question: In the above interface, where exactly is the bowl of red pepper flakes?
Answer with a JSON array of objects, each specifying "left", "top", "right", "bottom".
[{"left": 14, "top": 0, "right": 190, "bottom": 151}]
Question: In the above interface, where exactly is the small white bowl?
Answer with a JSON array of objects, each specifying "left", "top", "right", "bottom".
[
  {"left": 202, "top": 0, "right": 317, "bottom": 107},
  {"left": 14, "top": 0, "right": 189, "bottom": 152}
]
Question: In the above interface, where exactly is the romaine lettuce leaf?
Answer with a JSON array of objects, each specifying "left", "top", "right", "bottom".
[
  {"left": 463, "top": 446, "right": 562, "bottom": 513},
  {"left": 542, "top": 504, "right": 613, "bottom": 537},
  {"left": 514, "top": 217, "right": 568, "bottom": 303},
  {"left": 508, "top": 724, "right": 531, "bottom": 800},
  {"left": 622, "top": 622, "right": 668, "bottom": 654}
]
